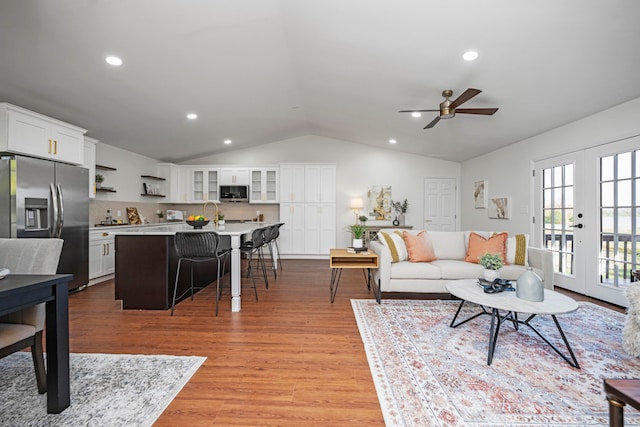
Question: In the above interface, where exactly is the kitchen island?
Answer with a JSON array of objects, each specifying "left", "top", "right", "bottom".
[{"left": 110, "top": 222, "right": 274, "bottom": 312}]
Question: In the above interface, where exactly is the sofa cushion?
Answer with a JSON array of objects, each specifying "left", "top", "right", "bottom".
[
  {"left": 428, "top": 231, "right": 466, "bottom": 260},
  {"left": 390, "top": 261, "right": 442, "bottom": 280},
  {"left": 378, "top": 231, "right": 408, "bottom": 262},
  {"left": 506, "top": 234, "right": 529, "bottom": 266},
  {"left": 431, "top": 259, "right": 485, "bottom": 279},
  {"left": 403, "top": 231, "right": 437, "bottom": 262},
  {"left": 464, "top": 232, "right": 508, "bottom": 264}
]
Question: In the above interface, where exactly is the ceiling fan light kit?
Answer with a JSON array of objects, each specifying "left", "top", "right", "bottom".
[{"left": 399, "top": 88, "right": 498, "bottom": 129}]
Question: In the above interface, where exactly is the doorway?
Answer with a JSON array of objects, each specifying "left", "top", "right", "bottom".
[{"left": 423, "top": 178, "right": 457, "bottom": 231}]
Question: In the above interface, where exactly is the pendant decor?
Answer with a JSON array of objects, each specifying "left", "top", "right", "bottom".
[{"left": 516, "top": 267, "right": 544, "bottom": 302}]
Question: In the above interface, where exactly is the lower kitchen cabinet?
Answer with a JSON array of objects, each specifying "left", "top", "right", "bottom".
[{"left": 89, "top": 230, "right": 115, "bottom": 283}]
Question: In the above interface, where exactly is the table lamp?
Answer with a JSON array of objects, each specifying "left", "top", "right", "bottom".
[{"left": 350, "top": 198, "right": 364, "bottom": 224}]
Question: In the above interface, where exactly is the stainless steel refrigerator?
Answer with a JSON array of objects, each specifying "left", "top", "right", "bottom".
[{"left": 0, "top": 155, "right": 89, "bottom": 291}]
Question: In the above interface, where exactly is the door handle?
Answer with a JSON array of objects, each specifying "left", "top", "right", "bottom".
[{"left": 571, "top": 223, "right": 584, "bottom": 229}]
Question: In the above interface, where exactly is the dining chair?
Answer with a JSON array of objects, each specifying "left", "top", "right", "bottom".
[
  {"left": 170, "top": 231, "right": 230, "bottom": 316},
  {"left": 0, "top": 238, "right": 64, "bottom": 394}
]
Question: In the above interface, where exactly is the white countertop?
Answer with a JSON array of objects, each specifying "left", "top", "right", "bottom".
[{"left": 107, "top": 222, "right": 275, "bottom": 236}]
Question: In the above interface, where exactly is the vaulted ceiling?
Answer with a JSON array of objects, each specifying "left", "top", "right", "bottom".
[{"left": 1, "top": 0, "right": 639, "bottom": 163}]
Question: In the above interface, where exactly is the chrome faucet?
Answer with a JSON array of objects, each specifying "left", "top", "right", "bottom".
[{"left": 203, "top": 201, "right": 219, "bottom": 225}]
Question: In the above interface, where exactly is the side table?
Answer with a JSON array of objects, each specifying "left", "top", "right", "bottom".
[
  {"left": 604, "top": 379, "right": 640, "bottom": 427},
  {"left": 329, "top": 249, "right": 379, "bottom": 303}
]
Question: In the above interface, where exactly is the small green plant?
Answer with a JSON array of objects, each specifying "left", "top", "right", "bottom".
[
  {"left": 391, "top": 198, "right": 409, "bottom": 214},
  {"left": 95, "top": 174, "right": 104, "bottom": 183},
  {"left": 217, "top": 213, "right": 225, "bottom": 220},
  {"left": 349, "top": 224, "right": 366, "bottom": 239},
  {"left": 358, "top": 215, "right": 368, "bottom": 223},
  {"left": 479, "top": 252, "right": 504, "bottom": 270}
]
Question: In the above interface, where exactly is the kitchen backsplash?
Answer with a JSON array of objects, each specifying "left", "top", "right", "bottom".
[{"left": 90, "top": 200, "right": 279, "bottom": 226}]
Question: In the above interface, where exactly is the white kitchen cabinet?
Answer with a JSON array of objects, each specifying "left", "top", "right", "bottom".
[
  {"left": 305, "top": 165, "right": 336, "bottom": 203},
  {"left": 89, "top": 230, "right": 115, "bottom": 283},
  {"left": 190, "top": 168, "right": 219, "bottom": 202},
  {"left": 158, "top": 163, "right": 190, "bottom": 203},
  {"left": 220, "top": 168, "right": 249, "bottom": 185},
  {"left": 250, "top": 167, "right": 278, "bottom": 203},
  {"left": 304, "top": 203, "right": 336, "bottom": 255},
  {"left": 0, "top": 103, "right": 86, "bottom": 165},
  {"left": 278, "top": 203, "right": 306, "bottom": 255},
  {"left": 83, "top": 137, "right": 97, "bottom": 198},
  {"left": 279, "top": 164, "right": 306, "bottom": 203}
]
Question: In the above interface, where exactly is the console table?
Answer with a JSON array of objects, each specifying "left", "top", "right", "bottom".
[{"left": 363, "top": 225, "right": 413, "bottom": 245}]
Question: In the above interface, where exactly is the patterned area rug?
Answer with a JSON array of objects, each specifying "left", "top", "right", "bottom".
[
  {"left": 0, "top": 353, "right": 205, "bottom": 426},
  {"left": 352, "top": 299, "right": 640, "bottom": 426}
]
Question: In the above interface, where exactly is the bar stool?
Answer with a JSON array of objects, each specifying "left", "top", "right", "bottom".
[
  {"left": 170, "top": 231, "right": 230, "bottom": 316},
  {"left": 240, "top": 227, "right": 269, "bottom": 293}
]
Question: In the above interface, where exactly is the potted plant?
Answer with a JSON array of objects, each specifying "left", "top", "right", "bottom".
[
  {"left": 479, "top": 252, "right": 504, "bottom": 281},
  {"left": 349, "top": 224, "right": 366, "bottom": 248},
  {"left": 358, "top": 215, "right": 368, "bottom": 224},
  {"left": 95, "top": 174, "right": 104, "bottom": 189},
  {"left": 391, "top": 199, "right": 409, "bottom": 226},
  {"left": 155, "top": 210, "right": 164, "bottom": 223},
  {"left": 217, "top": 213, "right": 225, "bottom": 225}
]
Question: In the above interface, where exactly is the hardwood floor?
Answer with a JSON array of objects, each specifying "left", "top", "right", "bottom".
[{"left": 67, "top": 260, "right": 625, "bottom": 425}]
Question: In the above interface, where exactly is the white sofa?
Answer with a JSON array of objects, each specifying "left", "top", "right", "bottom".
[{"left": 369, "top": 229, "right": 554, "bottom": 297}]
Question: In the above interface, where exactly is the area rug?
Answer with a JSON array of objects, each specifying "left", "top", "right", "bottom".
[
  {"left": 0, "top": 353, "right": 205, "bottom": 426},
  {"left": 352, "top": 299, "right": 640, "bottom": 426}
]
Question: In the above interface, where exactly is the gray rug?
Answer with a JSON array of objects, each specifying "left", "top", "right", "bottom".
[{"left": 0, "top": 352, "right": 206, "bottom": 426}]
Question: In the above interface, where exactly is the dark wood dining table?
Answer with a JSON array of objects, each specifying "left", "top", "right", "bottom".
[{"left": 0, "top": 274, "right": 73, "bottom": 414}]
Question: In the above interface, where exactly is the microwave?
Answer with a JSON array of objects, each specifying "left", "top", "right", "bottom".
[{"left": 220, "top": 185, "right": 248, "bottom": 202}]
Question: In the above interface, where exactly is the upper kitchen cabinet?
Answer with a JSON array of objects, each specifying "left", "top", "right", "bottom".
[
  {"left": 304, "top": 165, "right": 336, "bottom": 203},
  {"left": 250, "top": 167, "right": 278, "bottom": 204},
  {"left": 158, "top": 163, "right": 190, "bottom": 203},
  {"left": 279, "top": 164, "right": 306, "bottom": 203},
  {"left": 190, "top": 167, "right": 219, "bottom": 202},
  {"left": 220, "top": 168, "right": 249, "bottom": 186},
  {"left": 83, "top": 137, "right": 97, "bottom": 198},
  {"left": 0, "top": 103, "right": 86, "bottom": 165}
]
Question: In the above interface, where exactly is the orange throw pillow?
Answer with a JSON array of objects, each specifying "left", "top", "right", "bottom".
[
  {"left": 464, "top": 232, "right": 508, "bottom": 264},
  {"left": 403, "top": 231, "right": 437, "bottom": 262}
]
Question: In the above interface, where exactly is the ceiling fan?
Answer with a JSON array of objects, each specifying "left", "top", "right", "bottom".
[{"left": 399, "top": 88, "right": 499, "bottom": 129}]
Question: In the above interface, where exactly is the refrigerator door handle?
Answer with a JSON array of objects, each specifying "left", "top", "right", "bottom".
[
  {"left": 56, "top": 183, "right": 64, "bottom": 238},
  {"left": 50, "top": 183, "right": 58, "bottom": 238}
]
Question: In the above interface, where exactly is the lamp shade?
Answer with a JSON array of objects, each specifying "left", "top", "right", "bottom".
[{"left": 350, "top": 198, "right": 364, "bottom": 210}]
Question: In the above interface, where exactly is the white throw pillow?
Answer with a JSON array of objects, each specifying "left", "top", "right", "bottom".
[
  {"left": 429, "top": 231, "right": 466, "bottom": 260},
  {"left": 506, "top": 234, "right": 529, "bottom": 266},
  {"left": 378, "top": 231, "right": 408, "bottom": 263}
]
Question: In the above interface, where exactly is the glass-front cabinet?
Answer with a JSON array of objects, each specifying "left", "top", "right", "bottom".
[
  {"left": 250, "top": 168, "right": 278, "bottom": 203},
  {"left": 191, "top": 168, "right": 219, "bottom": 202}
]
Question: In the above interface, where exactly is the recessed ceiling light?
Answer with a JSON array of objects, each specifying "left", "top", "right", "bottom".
[
  {"left": 105, "top": 56, "right": 123, "bottom": 66},
  {"left": 411, "top": 112, "right": 422, "bottom": 118},
  {"left": 186, "top": 113, "right": 198, "bottom": 120},
  {"left": 462, "top": 50, "right": 479, "bottom": 61},
  {"left": 224, "top": 139, "right": 232, "bottom": 145},
  {"left": 389, "top": 139, "right": 397, "bottom": 144}
]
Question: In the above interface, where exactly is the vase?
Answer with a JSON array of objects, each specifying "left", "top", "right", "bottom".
[
  {"left": 352, "top": 238, "right": 363, "bottom": 248},
  {"left": 483, "top": 269, "right": 500, "bottom": 282},
  {"left": 516, "top": 267, "right": 544, "bottom": 302},
  {"left": 398, "top": 213, "right": 405, "bottom": 226}
]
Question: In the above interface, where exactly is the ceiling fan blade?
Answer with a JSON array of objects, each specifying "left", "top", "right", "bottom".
[
  {"left": 398, "top": 109, "right": 439, "bottom": 113},
  {"left": 424, "top": 116, "right": 440, "bottom": 129},
  {"left": 449, "top": 88, "right": 482, "bottom": 109},
  {"left": 455, "top": 108, "right": 499, "bottom": 115}
]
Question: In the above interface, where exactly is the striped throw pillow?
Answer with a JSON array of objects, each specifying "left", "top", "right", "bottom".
[
  {"left": 506, "top": 234, "right": 529, "bottom": 265},
  {"left": 378, "top": 231, "right": 408, "bottom": 263}
]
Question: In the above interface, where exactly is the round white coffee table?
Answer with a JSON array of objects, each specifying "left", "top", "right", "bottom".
[{"left": 446, "top": 279, "right": 580, "bottom": 368}]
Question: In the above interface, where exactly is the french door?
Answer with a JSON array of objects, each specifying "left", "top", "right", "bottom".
[{"left": 535, "top": 136, "right": 640, "bottom": 307}]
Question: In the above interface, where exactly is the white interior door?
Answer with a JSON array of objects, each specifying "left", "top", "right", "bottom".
[
  {"left": 534, "top": 153, "right": 587, "bottom": 294},
  {"left": 423, "top": 178, "right": 457, "bottom": 231}
]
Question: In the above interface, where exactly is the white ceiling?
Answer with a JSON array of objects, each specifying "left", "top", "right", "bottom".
[{"left": 1, "top": 0, "right": 639, "bottom": 163}]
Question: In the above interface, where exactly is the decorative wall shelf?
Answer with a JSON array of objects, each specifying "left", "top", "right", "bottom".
[
  {"left": 140, "top": 175, "right": 165, "bottom": 181},
  {"left": 96, "top": 164, "right": 117, "bottom": 171},
  {"left": 140, "top": 194, "right": 166, "bottom": 197},
  {"left": 96, "top": 188, "right": 116, "bottom": 193}
]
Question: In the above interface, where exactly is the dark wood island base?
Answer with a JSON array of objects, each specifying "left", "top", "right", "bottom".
[{"left": 115, "top": 234, "right": 228, "bottom": 310}]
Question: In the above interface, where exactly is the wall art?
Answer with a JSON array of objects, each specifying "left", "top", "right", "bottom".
[
  {"left": 488, "top": 197, "right": 510, "bottom": 219},
  {"left": 367, "top": 185, "right": 392, "bottom": 220},
  {"left": 474, "top": 180, "right": 487, "bottom": 209}
]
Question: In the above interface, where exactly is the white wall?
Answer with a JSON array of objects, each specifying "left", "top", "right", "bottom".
[
  {"left": 461, "top": 96, "right": 640, "bottom": 235},
  {"left": 187, "top": 135, "right": 461, "bottom": 247},
  {"left": 94, "top": 142, "right": 162, "bottom": 203}
]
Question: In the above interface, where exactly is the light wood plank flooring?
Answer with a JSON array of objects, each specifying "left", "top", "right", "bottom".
[{"left": 67, "top": 259, "right": 623, "bottom": 425}]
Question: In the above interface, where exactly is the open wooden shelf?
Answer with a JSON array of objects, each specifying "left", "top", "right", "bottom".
[
  {"left": 141, "top": 175, "right": 165, "bottom": 181},
  {"left": 96, "top": 164, "right": 117, "bottom": 171},
  {"left": 140, "top": 194, "right": 166, "bottom": 197},
  {"left": 96, "top": 188, "right": 116, "bottom": 193}
]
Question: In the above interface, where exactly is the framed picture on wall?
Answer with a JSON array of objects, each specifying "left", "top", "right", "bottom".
[
  {"left": 474, "top": 180, "right": 487, "bottom": 209},
  {"left": 488, "top": 197, "right": 510, "bottom": 219}
]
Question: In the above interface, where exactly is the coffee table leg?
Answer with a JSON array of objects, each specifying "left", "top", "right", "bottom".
[
  {"left": 487, "top": 308, "right": 503, "bottom": 366},
  {"left": 524, "top": 314, "right": 580, "bottom": 369}
]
